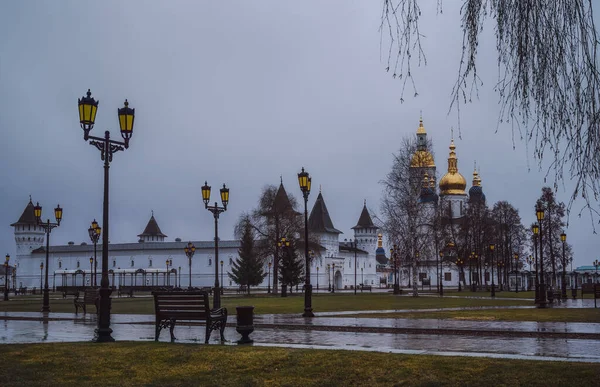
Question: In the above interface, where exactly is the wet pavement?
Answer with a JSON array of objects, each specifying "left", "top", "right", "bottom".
[{"left": 1, "top": 309, "right": 600, "bottom": 363}]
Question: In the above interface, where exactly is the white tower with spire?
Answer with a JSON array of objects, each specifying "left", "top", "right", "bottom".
[{"left": 351, "top": 200, "right": 378, "bottom": 254}]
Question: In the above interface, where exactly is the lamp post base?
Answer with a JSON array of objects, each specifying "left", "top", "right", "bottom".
[
  {"left": 439, "top": 282, "right": 444, "bottom": 296},
  {"left": 93, "top": 328, "right": 115, "bottom": 343},
  {"left": 95, "top": 288, "right": 115, "bottom": 342},
  {"left": 302, "top": 284, "right": 314, "bottom": 317},
  {"left": 42, "top": 288, "right": 50, "bottom": 313}
]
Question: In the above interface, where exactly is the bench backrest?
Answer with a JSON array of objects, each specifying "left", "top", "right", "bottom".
[
  {"left": 83, "top": 289, "right": 98, "bottom": 303},
  {"left": 152, "top": 291, "right": 211, "bottom": 321}
]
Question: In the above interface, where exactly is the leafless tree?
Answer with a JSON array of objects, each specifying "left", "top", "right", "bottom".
[
  {"left": 381, "top": 0, "right": 600, "bottom": 224},
  {"left": 380, "top": 136, "right": 437, "bottom": 296}
]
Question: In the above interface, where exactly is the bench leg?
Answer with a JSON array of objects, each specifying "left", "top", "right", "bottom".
[
  {"left": 219, "top": 320, "right": 226, "bottom": 342},
  {"left": 205, "top": 322, "right": 211, "bottom": 344},
  {"left": 169, "top": 320, "right": 176, "bottom": 342}
]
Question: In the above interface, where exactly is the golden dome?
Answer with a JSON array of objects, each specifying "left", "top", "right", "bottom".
[
  {"left": 439, "top": 138, "right": 466, "bottom": 195},
  {"left": 411, "top": 150, "right": 436, "bottom": 168}
]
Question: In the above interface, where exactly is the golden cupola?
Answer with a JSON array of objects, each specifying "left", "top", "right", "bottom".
[
  {"left": 439, "top": 138, "right": 467, "bottom": 195},
  {"left": 410, "top": 118, "right": 436, "bottom": 168}
]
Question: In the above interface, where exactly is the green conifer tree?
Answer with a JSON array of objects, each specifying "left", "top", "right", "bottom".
[
  {"left": 278, "top": 238, "right": 305, "bottom": 295},
  {"left": 229, "top": 218, "right": 266, "bottom": 294}
]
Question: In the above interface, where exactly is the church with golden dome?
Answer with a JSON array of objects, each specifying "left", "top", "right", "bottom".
[{"left": 383, "top": 117, "right": 487, "bottom": 289}]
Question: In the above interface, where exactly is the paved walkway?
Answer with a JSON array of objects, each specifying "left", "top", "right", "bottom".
[{"left": 1, "top": 308, "right": 600, "bottom": 363}]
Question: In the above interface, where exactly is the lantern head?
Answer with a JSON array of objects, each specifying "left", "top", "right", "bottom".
[
  {"left": 560, "top": 232, "right": 566, "bottom": 242},
  {"left": 118, "top": 99, "right": 135, "bottom": 148},
  {"left": 220, "top": 184, "right": 229, "bottom": 208},
  {"left": 34, "top": 202, "right": 42, "bottom": 223},
  {"left": 78, "top": 89, "right": 98, "bottom": 139},
  {"left": 201, "top": 181, "right": 211, "bottom": 206},
  {"left": 532, "top": 224, "right": 539, "bottom": 235},
  {"left": 54, "top": 204, "right": 62, "bottom": 225}
]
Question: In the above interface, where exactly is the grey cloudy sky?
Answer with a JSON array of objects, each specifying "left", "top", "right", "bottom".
[{"left": 1, "top": 1, "right": 597, "bottom": 267}]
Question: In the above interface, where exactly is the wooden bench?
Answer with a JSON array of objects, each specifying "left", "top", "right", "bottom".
[
  {"left": 152, "top": 291, "right": 227, "bottom": 343},
  {"left": 118, "top": 286, "right": 134, "bottom": 298},
  {"left": 360, "top": 285, "right": 372, "bottom": 292},
  {"left": 74, "top": 288, "right": 99, "bottom": 314}
]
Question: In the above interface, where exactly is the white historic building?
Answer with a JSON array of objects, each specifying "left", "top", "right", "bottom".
[{"left": 10, "top": 190, "right": 380, "bottom": 292}]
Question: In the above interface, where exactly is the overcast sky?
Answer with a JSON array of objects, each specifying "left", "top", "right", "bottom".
[{"left": 1, "top": 1, "right": 597, "bottom": 268}]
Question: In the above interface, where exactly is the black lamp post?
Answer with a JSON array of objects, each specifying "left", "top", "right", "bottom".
[
  {"left": 536, "top": 204, "right": 548, "bottom": 308},
  {"left": 514, "top": 253, "right": 519, "bottom": 293},
  {"left": 456, "top": 258, "right": 464, "bottom": 292},
  {"left": 34, "top": 202, "right": 62, "bottom": 313},
  {"left": 220, "top": 260, "right": 224, "bottom": 293},
  {"left": 184, "top": 242, "right": 195, "bottom": 289},
  {"left": 316, "top": 265, "right": 319, "bottom": 292},
  {"left": 166, "top": 259, "right": 170, "bottom": 286},
  {"left": 79, "top": 89, "right": 135, "bottom": 342},
  {"left": 89, "top": 257, "right": 93, "bottom": 286},
  {"left": 267, "top": 261, "right": 272, "bottom": 294},
  {"left": 532, "top": 224, "right": 540, "bottom": 302},
  {"left": 297, "top": 167, "right": 314, "bottom": 317},
  {"left": 489, "top": 244, "right": 496, "bottom": 297},
  {"left": 361, "top": 267, "right": 363, "bottom": 290},
  {"left": 4, "top": 254, "right": 9, "bottom": 301},
  {"left": 331, "top": 263, "right": 335, "bottom": 293},
  {"left": 439, "top": 251, "right": 444, "bottom": 296},
  {"left": 201, "top": 181, "right": 229, "bottom": 309},
  {"left": 39, "top": 262, "right": 43, "bottom": 292},
  {"left": 178, "top": 266, "right": 181, "bottom": 288},
  {"left": 88, "top": 219, "right": 101, "bottom": 287},
  {"left": 560, "top": 232, "right": 567, "bottom": 300},
  {"left": 594, "top": 259, "right": 599, "bottom": 283},
  {"left": 391, "top": 245, "right": 400, "bottom": 294},
  {"left": 527, "top": 255, "right": 534, "bottom": 291}
]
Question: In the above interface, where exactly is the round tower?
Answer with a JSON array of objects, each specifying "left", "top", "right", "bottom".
[{"left": 11, "top": 198, "right": 45, "bottom": 257}]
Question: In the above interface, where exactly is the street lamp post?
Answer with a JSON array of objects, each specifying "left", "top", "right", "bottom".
[
  {"left": 297, "top": 167, "right": 314, "bottom": 317},
  {"left": 184, "top": 242, "right": 196, "bottom": 289},
  {"left": 439, "top": 251, "right": 444, "bottom": 296},
  {"left": 88, "top": 219, "right": 101, "bottom": 287},
  {"left": 201, "top": 181, "right": 229, "bottom": 309},
  {"left": 178, "top": 266, "right": 181, "bottom": 288},
  {"left": 346, "top": 239, "right": 358, "bottom": 295},
  {"left": 267, "top": 261, "right": 272, "bottom": 294},
  {"left": 39, "top": 262, "right": 43, "bottom": 292},
  {"left": 514, "top": 253, "right": 519, "bottom": 293},
  {"left": 4, "top": 255, "right": 10, "bottom": 301},
  {"left": 220, "top": 260, "right": 224, "bottom": 294},
  {"left": 391, "top": 245, "right": 400, "bottom": 294},
  {"left": 456, "top": 258, "right": 464, "bottom": 292},
  {"left": 166, "top": 259, "right": 170, "bottom": 286},
  {"left": 34, "top": 202, "right": 62, "bottom": 313},
  {"left": 594, "top": 259, "right": 599, "bottom": 283},
  {"left": 89, "top": 257, "right": 93, "bottom": 286},
  {"left": 361, "top": 267, "right": 363, "bottom": 290},
  {"left": 327, "top": 264, "right": 331, "bottom": 292},
  {"left": 536, "top": 204, "right": 548, "bottom": 308},
  {"left": 532, "top": 224, "right": 540, "bottom": 303},
  {"left": 331, "top": 263, "right": 336, "bottom": 293},
  {"left": 78, "top": 89, "right": 135, "bottom": 342},
  {"left": 316, "top": 266, "right": 319, "bottom": 292},
  {"left": 560, "top": 232, "right": 567, "bottom": 300},
  {"left": 489, "top": 244, "right": 496, "bottom": 297}
]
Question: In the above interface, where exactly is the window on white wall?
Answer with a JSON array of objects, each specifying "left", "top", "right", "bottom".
[
  {"left": 149, "top": 259, "right": 153, "bottom": 267},
  {"left": 131, "top": 260, "right": 134, "bottom": 267},
  {"left": 77, "top": 261, "right": 80, "bottom": 268}
]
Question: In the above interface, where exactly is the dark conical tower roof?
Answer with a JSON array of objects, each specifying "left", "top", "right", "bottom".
[
  {"left": 308, "top": 192, "right": 342, "bottom": 234},
  {"left": 11, "top": 198, "right": 37, "bottom": 226},
  {"left": 273, "top": 182, "right": 296, "bottom": 214},
  {"left": 137, "top": 214, "right": 167, "bottom": 238},
  {"left": 352, "top": 201, "right": 375, "bottom": 229}
]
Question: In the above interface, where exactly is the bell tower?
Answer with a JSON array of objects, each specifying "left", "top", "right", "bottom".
[{"left": 11, "top": 198, "right": 45, "bottom": 257}]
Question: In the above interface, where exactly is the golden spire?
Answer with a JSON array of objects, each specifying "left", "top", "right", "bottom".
[
  {"left": 472, "top": 162, "right": 480, "bottom": 187},
  {"left": 377, "top": 233, "right": 383, "bottom": 248},
  {"left": 416, "top": 116, "right": 426, "bottom": 134}
]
